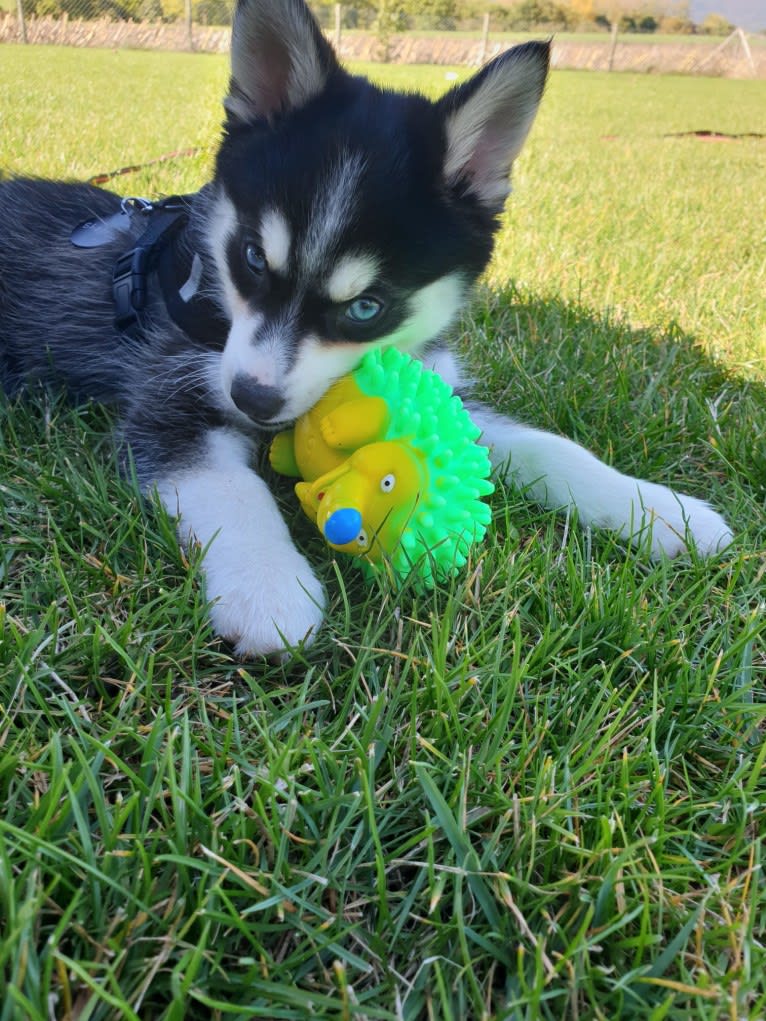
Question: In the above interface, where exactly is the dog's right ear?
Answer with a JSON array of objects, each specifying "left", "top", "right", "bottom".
[
  {"left": 437, "top": 41, "right": 550, "bottom": 214},
  {"left": 225, "top": 0, "right": 339, "bottom": 126}
]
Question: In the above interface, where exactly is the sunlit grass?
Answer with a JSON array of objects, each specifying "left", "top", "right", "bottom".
[{"left": 1, "top": 45, "right": 765, "bottom": 1020}]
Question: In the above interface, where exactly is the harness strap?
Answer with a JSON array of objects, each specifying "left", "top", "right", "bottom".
[
  {"left": 71, "top": 194, "right": 230, "bottom": 348},
  {"left": 112, "top": 197, "right": 191, "bottom": 340},
  {"left": 156, "top": 231, "right": 230, "bottom": 348}
]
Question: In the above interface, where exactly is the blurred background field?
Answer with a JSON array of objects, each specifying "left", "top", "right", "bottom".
[{"left": 2, "top": 0, "right": 765, "bottom": 77}]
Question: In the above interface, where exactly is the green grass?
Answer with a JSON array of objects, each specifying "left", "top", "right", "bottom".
[{"left": 1, "top": 45, "right": 766, "bottom": 1020}]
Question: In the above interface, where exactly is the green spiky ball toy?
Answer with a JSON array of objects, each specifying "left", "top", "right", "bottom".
[{"left": 269, "top": 347, "right": 494, "bottom": 588}]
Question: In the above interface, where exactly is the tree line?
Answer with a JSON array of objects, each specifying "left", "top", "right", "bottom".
[{"left": 18, "top": 0, "right": 750, "bottom": 37}]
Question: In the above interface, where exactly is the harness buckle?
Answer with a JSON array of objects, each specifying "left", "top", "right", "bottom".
[
  {"left": 111, "top": 198, "right": 189, "bottom": 339},
  {"left": 113, "top": 247, "right": 152, "bottom": 335}
]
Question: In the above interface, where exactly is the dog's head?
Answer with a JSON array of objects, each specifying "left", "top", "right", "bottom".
[{"left": 207, "top": 0, "right": 548, "bottom": 427}]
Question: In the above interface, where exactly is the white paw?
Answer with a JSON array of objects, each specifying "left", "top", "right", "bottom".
[
  {"left": 155, "top": 433, "right": 327, "bottom": 659},
  {"left": 205, "top": 542, "right": 326, "bottom": 658},
  {"left": 627, "top": 480, "right": 733, "bottom": 559}
]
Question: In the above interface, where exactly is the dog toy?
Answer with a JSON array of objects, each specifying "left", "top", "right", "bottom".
[{"left": 269, "top": 347, "right": 494, "bottom": 588}]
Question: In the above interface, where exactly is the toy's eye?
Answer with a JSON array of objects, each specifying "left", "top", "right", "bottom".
[
  {"left": 356, "top": 530, "right": 368, "bottom": 548},
  {"left": 380, "top": 473, "right": 396, "bottom": 493},
  {"left": 244, "top": 242, "right": 267, "bottom": 274},
  {"left": 346, "top": 296, "right": 383, "bottom": 323}
]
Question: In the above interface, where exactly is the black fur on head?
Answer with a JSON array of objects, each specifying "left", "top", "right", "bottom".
[{"left": 217, "top": 0, "right": 550, "bottom": 305}]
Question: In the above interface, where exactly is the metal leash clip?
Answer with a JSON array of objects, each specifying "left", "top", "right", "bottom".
[{"left": 120, "top": 197, "right": 154, "bottom": 216}]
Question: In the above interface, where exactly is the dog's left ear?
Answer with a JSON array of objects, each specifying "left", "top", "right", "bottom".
[
  {"left": 225, "top": 0, "right": 340, "bottom": 126},
  {"left": 437, "top": 41, "right": 550, "bottom": 213}
]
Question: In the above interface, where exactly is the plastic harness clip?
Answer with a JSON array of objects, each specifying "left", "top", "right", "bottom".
[{"left": 110, "top": 198, "right": 190, "bottom": 340}]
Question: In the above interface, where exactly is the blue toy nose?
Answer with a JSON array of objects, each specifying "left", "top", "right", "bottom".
[{"left": 324, "top": 508, "right": 363, "bottom": 546}]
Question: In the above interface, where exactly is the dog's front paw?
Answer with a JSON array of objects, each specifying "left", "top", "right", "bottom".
[
  {"left": 629, "top": 481, "right": 733, "bottom": 559},
  {"left": 205, "top": 544, "right": 326, "bottom": 658}
]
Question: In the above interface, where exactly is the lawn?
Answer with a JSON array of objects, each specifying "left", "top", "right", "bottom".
[{"left": 1, "top": 45, "right": 765, "bottom": 1020}]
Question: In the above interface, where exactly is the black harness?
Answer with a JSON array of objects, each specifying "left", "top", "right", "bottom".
[{"left": 71, "top": 195, "right": 229, "bottom": 346}]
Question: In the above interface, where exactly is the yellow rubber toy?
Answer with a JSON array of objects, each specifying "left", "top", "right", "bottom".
[{"left": 269, "top": 348, "right": 494, "bottom": 587}]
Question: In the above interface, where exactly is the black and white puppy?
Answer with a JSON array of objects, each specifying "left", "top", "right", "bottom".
[{"left": 0, "top": 0, "right": 731, "bottom": 657}]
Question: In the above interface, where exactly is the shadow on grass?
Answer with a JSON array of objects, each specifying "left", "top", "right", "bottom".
[{"left": 462, "top": 285, "right": 766, "bottom": 526}]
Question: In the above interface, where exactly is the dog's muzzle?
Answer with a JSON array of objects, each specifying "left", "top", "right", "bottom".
[{"left": 230, "top": 375, "right": 285, "bottom": 424}]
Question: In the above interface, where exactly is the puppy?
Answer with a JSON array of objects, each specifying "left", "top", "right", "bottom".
[{"left": 0, "top": 0, "right": 731, "bottom": 657}]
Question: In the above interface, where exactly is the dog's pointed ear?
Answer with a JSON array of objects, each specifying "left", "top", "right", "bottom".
[
  {"left": 225, "top": 0, "right": 339, "bottom": 125},
  {"left": 437, "top": 41, "right": 549, "bottom": 213}
]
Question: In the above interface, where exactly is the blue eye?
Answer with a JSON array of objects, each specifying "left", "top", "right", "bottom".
[
  {"left": 346, "top": 296, "right": 383, "bottom": 324},
  {"left": 244, "top": 242, "right": 267, "bottom": 274}
]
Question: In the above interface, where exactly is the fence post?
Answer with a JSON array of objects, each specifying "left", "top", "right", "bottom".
[
  {"left": 334, "top": 3, "right": 342, "bottom": 49},
  {"left": 16, "top": 0, "right": 27, "bottom": 43},
  {"left": 478, "top": 12, "right": 490, "bottom": 65},
  {"left": 185, "top": 0, "right": 193, "bottom": 50},
  {"left": 608, "top": 21, "right": 618, "bottom": 71},
  {"left": 735, "top": 27, "right": 756, "bottom": 76},
  {"left": 376, "top": 0, "right": 391, "bottom": 63}
]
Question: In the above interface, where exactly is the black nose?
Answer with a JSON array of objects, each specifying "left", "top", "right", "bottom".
[{"left": 230, "top": 375, "right": 285, "bottom": 422}]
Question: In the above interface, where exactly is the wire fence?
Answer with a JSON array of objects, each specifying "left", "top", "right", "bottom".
[
  {"left": 1, "top": 0, "right": 764, "bottom": 77},
  {"left": 6, "top": 1, "right": 494, "bottom": 33}
]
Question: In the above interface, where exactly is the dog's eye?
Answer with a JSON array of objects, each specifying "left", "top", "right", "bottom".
[
  {"left": 346, "top": 296, "right": 383, "bottom": 323},
  {"left": 244, "top": 242, "right": 267, "bottom": 274},
  {"left": 380, "top": 473, "right": 396, "bottom": 493}
]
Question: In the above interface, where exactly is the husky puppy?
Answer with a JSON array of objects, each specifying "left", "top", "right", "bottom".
[{"left": 0, "top": 0, "right": 731, "bottom": 656}]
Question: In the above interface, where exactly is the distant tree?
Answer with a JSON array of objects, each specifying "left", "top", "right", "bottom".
[
  {"left": 503, "top": 0, "right": 574, "bottom": 30},
  {"left": 29, "top": 0, "right": 134, "bottom": 18},
  {"left": 590, "top": 0, "right": 664, "bottom": 32},
  {"left": 339, "top": 2, "right": 377, "bottom": 29},
  {"left": 658, "top": 14, "right": 695, "bottom": 33},
  {"left": 483, "top": 3, "right": 526, "bottom": 29},
  {"left": 567, "top": 0, "right": 599, "bottom": 28},
  {"left": 195, "top": 0, "right": 232, "bottom": 24},
  {"left": 700, "top": 11, "right": 734, "bottom": 34},
  {"left": 398, "top": 0, "right": 459, "bottom": 29},
  {"left": 132, "top": 0, "right": 163, "bottom": 19},
  {"left": 591, "top": 0, "right": 627, "bottom": 30},
  {"left": 637, "top": 14, "right": 657, "bottom": 31}
]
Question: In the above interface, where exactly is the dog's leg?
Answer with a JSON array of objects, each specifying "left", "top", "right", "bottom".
[
  {"left": 469, "top": 407, "right": 732, "bottom": 557},
  {"left": 420, "top": 346, "right": 733, "bottom": 558},
  {"left": 153, "top": 427, "right": 325, "bottom": 657},
  {"left": 122, "top": 359, "right": 325, "bottom": 657}
]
